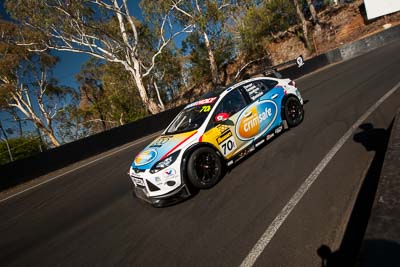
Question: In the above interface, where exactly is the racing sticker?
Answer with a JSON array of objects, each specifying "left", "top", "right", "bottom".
[
  {"left": 217, "top": 129, "right": 232, "bottom": 144},
  {"left": 150, "top": 136, "right": 171, "bottom": 148},
  {"left": 199, "top": 105, "right": 212, "bottom": 112},
  {"left": 133, "top": 177, "right": 145, "bottom": 187},
  {"left": 219, "top": 135, "right": 237, "bottom": 156},
  {"left": 243, "top": 83, "right": 263, "bottom": 101},
  {"left": 134, "top": 149, "right": 158, "bottom": 166},
  {"left": 236, "top": 100, "right": 278, "bottom": 141},
  {"left": 185, "top": 97, "right": 217, "bottom": 109},
  {"left": 163, "top": 168, "right": 177, "bottom": 178}
]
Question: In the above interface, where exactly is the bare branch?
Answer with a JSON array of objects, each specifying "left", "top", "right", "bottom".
[
  {"left": 143, "top": 23, "right": 193, "bottom": 77},
  {"left": 171, "top": 1, "right": 193, "bottom": 18},
  {"left": 122, "top": 0, "right": 139, "bottom": 52}
]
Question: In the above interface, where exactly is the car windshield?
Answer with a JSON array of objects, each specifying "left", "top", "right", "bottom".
[{"left": 166, "top": 97, "right": 218, "bottom": 134}]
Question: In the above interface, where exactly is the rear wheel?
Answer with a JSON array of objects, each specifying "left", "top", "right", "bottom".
[
  {"left": 186, "top": 147, "right": 222, "bottom": 189},
  {"left": 283, "top": 96, "right": 304, "bottom": 127}
]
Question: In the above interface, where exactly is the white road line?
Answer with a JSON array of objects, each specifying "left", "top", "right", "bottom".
[
  {"left": 240, "top": 80, "right": 400, "bottom": 267},
  {"left": 0, "top": 131, "right": 162, "bottom": 204}
]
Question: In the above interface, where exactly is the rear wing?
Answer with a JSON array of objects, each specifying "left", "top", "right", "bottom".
[{"left": 234, "top": 56, "right": 304, "bottom": 81}]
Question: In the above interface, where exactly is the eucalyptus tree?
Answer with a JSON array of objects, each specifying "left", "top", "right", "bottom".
[
  {"left": 5, "top": 0, "right": 192, "bottom": 114},
  {"left": 239, "top": 0, "right": 297, "bottom": 57},
  {"left": 141, "top": 0, "right": 242, "bottom": 85},
  {"left": 305, "top": 0, "right": 319, "bottom": 26},
  {"left": 292, "top": 0, "right": 312, "bottom": 50},
  {"left": 0, "top": 20, "right": 74, "bottom": 147}
]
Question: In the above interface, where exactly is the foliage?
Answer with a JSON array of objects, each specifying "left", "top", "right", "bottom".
[
  {"left": 0, "top": 136, "right": 46, "bottom": 165},
  {"left": 141, "top": 0, "right": 240, "bottom": 85},
  {"left": 0, "top": 19, "right": 77, "bottom": 146},
  {"left": 76, "top": 58, "right": 148, "bottom": 135},
  {"left": 5, "top": 0, "right": 191, "bottom": 114},
  {"left": 239, "top": 0, "right": 297, "bottom": 59}
]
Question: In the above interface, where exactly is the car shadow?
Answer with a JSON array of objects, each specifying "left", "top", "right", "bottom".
[{"left": 317, "top": 122, "right": 392, "bottom": 266}]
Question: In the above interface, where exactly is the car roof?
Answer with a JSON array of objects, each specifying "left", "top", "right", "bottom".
[
  {"left": 198, "top": 86, "right": 226, "bottom": 100},
  {"left": 185, "top": 76, "right": 281, "bottom": 108}
]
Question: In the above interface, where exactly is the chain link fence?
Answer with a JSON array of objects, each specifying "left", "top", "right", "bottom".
[{"left": 0, "top": 135, "right": 46, "bottom": 166}]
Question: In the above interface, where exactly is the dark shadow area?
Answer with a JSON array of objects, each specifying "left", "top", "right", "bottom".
[
  {"left": 358, "top": 239, "right": 400, "bottom": 267},
  {"left": 317, "top": 122, "right": 392, "bottom": 267}
]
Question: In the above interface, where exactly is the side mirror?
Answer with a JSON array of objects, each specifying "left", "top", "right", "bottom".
[{"left": 214, "top": 112, "right": 230, "bottom": 123}]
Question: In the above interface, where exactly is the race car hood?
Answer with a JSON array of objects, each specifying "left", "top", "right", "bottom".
[{"left": 131, "top": 130, "right": 198, "bottom": 170}]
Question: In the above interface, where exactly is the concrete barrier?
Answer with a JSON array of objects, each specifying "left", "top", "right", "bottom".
[
  {"left": 357, "top": 109, "right": 400, "bottom": 266},
  {"left": 0, "top": 106, "right": 183, "bottom": 190}
]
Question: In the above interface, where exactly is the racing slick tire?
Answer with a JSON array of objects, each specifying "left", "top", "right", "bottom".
[
  {"left": 283, "top": 96, "right": 304, "bottom": 127},
  {"left": 186, "top": 147, "right": 222, "bottom": 189}
]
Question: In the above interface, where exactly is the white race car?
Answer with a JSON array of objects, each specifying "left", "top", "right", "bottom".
[{"left": 129, "top": 75, "right": 304, "bottom": 207}]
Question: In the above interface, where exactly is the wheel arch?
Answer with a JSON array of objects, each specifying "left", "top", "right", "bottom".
[
  {"left": 180, "top": 142, "right": 225, "bottom": 187},
  {"left": 281, "top": 93, "right": 301, "bottom": 119}
]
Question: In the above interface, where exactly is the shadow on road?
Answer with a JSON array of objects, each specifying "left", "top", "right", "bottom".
[{"left": 317, "top": 122, "right": 392, "bottom": 267}]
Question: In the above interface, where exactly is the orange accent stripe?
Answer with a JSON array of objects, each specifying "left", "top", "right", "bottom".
[{"left": 160, "top": 131, "right": 197, "bottom": 160}]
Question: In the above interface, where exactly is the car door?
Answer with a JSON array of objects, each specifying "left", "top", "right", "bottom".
[
  {"left": 236, "top": 80, "right": 282, "bottom": 143},
  {"left": 202, "top": 89, "right": 250, "bottom": 159}
]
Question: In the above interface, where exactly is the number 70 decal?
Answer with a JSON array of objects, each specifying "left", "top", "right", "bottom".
[
  {"left": 219, "top": 136, "right": 237, "bottom": 156},
  {"left": 200, "top": 105, "right": 211, "bottom": 112}
]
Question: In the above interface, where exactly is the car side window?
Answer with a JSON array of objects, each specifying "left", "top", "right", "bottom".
[
  {"left": 241, "top": 81, "right": 264, "bottom": 101},
  {"left": 262, "top": 79, "right": 278, "bottom": 90},
  {"left": 213, "top": 89, "right": 247, "bottom": 118}
]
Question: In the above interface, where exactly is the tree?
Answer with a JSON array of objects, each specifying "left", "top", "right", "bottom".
[
  {"left": 0, "top": 120, "right": 13, "bottom": 162},
  {"left": 147, "top": 47, "right": 183, "bottom": 107},
  {"left": 142, "top": 0, "right": 240, "bottom": 85},
  {"left": 76, "top": 58, "right": 148, "bottom": 135},
  {"left": 305, "top": 0, "right": 319, "bottom": 26},
  {"left": 0, "top": 136, "right": 46, "bottom": 165},
  {"left": 5, "top": 0, "right": 192, "bottom": 114},
  {"left": 293, "top": 0, "right": 312, "bottom": 50},
  {"left": 0, "top": 20, "right": 75, "bottom": 147},
  {"left": 76, "top": 58, "right": 110, "bottom": 133},
  {"left": 239, "top": 0, "right": 297, "bottom": 58}
]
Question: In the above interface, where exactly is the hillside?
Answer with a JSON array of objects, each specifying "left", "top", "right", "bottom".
[
  {"left": 268, "top": 0, "right": 400, "bottom": 65},
  {"left": 171, "top": 1, "right": 400, "bottom": 107}
]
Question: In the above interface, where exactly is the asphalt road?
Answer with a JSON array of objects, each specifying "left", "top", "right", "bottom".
[{"left": 1, "top": 41, "right": 399, "bottom": 267}]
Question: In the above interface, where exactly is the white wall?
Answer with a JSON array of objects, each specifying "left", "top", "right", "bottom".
[{"left": 364, "top": 0, "right": 400, "bottom": 20}]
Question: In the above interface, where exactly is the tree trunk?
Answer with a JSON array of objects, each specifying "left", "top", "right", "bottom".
[
  {"left": 306, "top": 0, "right": 319, "bottom": 25},
  {"left": 0, "top": 121, "right": 13, "bottom": 162},
  {"left": 203, "top": 31, "right": 219, "bottom": 85},
  {"left": 293, "top": 0, "right": 312, "bottom": 50},
  {"left": 127, "top": 61, "right": 161, "bottom": 115},
  {"left": 153, "top": 81, "right": 165, "bottom": 111},
  {"left": 33, "top": 121, "right": 60, "bottom": 147}
]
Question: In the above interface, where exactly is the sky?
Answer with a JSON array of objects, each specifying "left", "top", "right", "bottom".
[
  {"left": 51, "top": 0, "right": 143, "bottom": 89},
  {"left": 0, "top": 0, "right": 178, "bottom": 139},
  {"left": 0, "top": 0, "right": 142, "bottom": 90},
  {"left": 1, "top": 0, "right": 183, "bottom": 96}
]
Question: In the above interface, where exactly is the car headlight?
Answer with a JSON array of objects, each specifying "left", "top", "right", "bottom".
[{"left": 150, "top": 150, "right": 180, "bottom": 173}]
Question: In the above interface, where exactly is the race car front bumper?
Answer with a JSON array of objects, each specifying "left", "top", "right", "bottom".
[{"left": 133, "top": 183, "right": 191, "bottom": 207}]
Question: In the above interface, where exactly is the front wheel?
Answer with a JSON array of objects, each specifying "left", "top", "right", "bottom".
[
  {"left": 186, "top": 147, "right": 222, "bottom": 189},
  {"left": 283, "top": 96, "right": 304, "bottom": 127}
]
